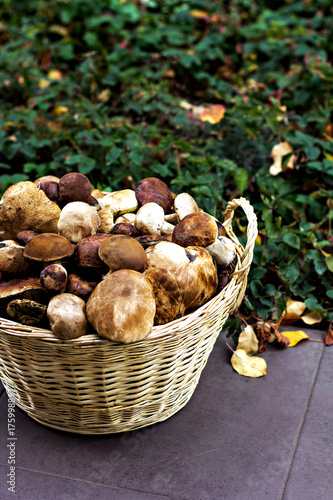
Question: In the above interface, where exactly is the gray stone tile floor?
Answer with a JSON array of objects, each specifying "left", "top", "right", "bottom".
[{"left": 0, "top": 325, "right": 332, "bottom": 500}]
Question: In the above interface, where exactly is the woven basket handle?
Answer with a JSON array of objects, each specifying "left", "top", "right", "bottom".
[{"left": 222, "top": 197, "right": 258, "bottom": 313}]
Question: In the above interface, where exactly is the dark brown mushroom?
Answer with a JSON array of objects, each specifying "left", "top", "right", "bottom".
[
  {"left": 135, "top": 234, "right": 168, "bottom": 249},
  {"left": 6, "top": 299, "right": 47, "bottom": 326},
  {"left": 16, "top": 230, "right": 39, "bottom": 246},
  {"left": 37, "top": 180, "right": 59, "bottom": 205},
  {"left": 135, "top": 177, "right": 174, "bottom": 214},
  {"left": 66, "top": 273, "right": 97, "bottom": 299},
  {"left": 110, "top": 222, "right": 141, "bottom": 237},
  {"left": 75, "top": 234, "right": 113, "bottom": 269},
  {"left": 0, "top": 277, "right": 45, "bottom": 312},
  {"left": 40, "top": 264, "right": 67, "bottom": 294},
  {"left": 58, "top": 172, "right": 92, "bottom": 206}
]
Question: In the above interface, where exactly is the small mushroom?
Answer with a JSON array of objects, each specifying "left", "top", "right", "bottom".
[
  {"left": 174, "top": 192, "right": 200, "bottom": 220},
  {"left": 98, "top": 189, "right": 138, "bottom": 217},
  {"left": 0, "top": 240, "right": 32, "bottom": 277},
  {"left": 57, "top": 202, "right": 101, "bottom": 244},
  {"left": 135, "top": 202, "right": 174, "bottom": 236},
  {"left": 66, "top": 273, "right": 97, "bottom": 299},
  {"left": 58, "top": 172, "right": 92, "bottom": 206},
  {"left": 40, "top": 264, "right": 67, "bottom": 294},
  {"left": 34, "top": 175, "right": 60, "bottom": 185},
  {"left": 135, "top": 177, "right": 174, "bottom": 214},
  {"left": 0, "top": 181, "right": 61, "bottom": 240},
  {"left": 23, "top": 233, "right": 74, "bottom": 266},
  {"left": 6, "top": 299, "right": 47, "bottom": 326},
  {"left": 98, "top": 234, "right": 148, "bottom": 274},
  {"left": 97, "top": 208, "right": 114, "bottom": 233},
  {"left": 47, "top": 293, "right": 87, "bottom": 340},
  {"left": 205, "top": 236, "right": 237, "bottom": 268},
  {"left": 16, "top": 230, "right": 39, "bottom": 245},
  {"left": 172, "top": 212, "right": 217, "bottom": 248},
  {"left": 86, "top": 269, "right": 156, "bottom": 343},
  {"left": 110, "top": 222, "right": 141, "bottom": 237}
]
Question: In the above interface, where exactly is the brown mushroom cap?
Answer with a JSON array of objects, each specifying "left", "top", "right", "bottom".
[
  {"left": 34, "top": 175, "right": 60, "bottom": 185},
  {"left": 16, "top": 230, "right": 39, "bottom": 245},
  {"left": 144, "top": 241, "right": 218, "bottom": 325},
  {"left": 135, "top": 234, "right": 168, "bottom": 249},
  {"left": 23, "top": 233, "right": 74, "bottom": 263},
  {"left": 110, "top": 222, "right": 141, "bottom": 238},
  {"left": 58, "top": 172, "right": 92, "bottom": 206},
  {"left": 40, "top": 264, "right": 67, "bottom": 294},
  {"left": 98, "top": 234, "right": 148, "bottom": 273},
  {"left": 86, "top": 269, "right": 156, "bottom": 343},
  {"left": 172, "top": 212, "right": 217, "bottom": 248},
  {"left": 66, "top": 273, "right": 97, "bottom": 299},
  {"left": 135, "top": 177, "right": 174, "bottom": 214},
  {"left": 0, "top": 181, "right": 61, "bottom": 241},
  {"left": 0, "top": 277, "right": 44, "bottom": 311},
  {"left": 75, "top": 234, "right": 113, "bottom": 268},
  {"left": 37, "top": 180, "right": 59, "bottom": 205},
  {"left": 47, "top": 293, "right": 87, "bottom": 340}
]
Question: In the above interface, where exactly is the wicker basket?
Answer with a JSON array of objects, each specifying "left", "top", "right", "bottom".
[{"left": 0, "top": 198, "right": 257, "bottom": 434}]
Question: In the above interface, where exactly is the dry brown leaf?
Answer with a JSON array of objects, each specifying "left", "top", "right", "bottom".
[
  {"left": 199, "top": 105, "right": 226, "bottom": 124},
  {"left": 269, "top": 142, "right": 295, "bottom": 176},
  {"left": 282, "top": 330, "right": 309, "bottom": 347},
  {"left": 231, "top": 348, "right": 267, "bottom": 378},
  {"left": 324, "top": 322, "right": 333, "bottom": 346}
]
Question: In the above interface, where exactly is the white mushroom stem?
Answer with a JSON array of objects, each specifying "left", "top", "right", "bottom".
[
  {"left": 205, "top": 236, "right": 237, "bottom": 268},
  {"left": 115, "top": 213, "right": 136, "bottom": 225},
  {"left": 161, "top": 220, "right": 175, "bottom": 236},
  {"left": 164, "top": 213, "right": 179, "bottom": 224},
  {"left": 174, "top": 192, "right": 200, "bottom": 220},
  {"left": 135, "top": 202, "right": 165, "bottom": 235}
]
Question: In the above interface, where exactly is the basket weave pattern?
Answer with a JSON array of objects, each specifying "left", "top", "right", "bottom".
[{"left": 0, "top": 198, "right": 257, "bottom": 434}]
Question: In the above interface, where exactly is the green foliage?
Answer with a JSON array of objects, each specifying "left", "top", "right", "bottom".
[{"left": 0, "top": 0, "right": 332, "bottom": 329}]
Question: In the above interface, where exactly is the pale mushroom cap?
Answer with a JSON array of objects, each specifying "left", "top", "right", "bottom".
[
  {"left": 86, "top": 269, "right": 156, "bottom": 343},
  {"left": 0, "top": 181, "right": 61, "bottom": 240},
  {"left": 174, "top": 192, "right": 201, "bottom": 220},
  {"left": 0, "top": 240, "right": 32, "bottom": 276},
  {"left": 98, "top": 189, "right": 138, "bottom": 217},
  {"left": 57, "top": 201, "right": 101, "bottom": 244},
  {"left": 115, "top": 213, "right": 136, "bottom": 225},
  {"left": 47, "top": 293, "right": 87, "bottom": 340},
  {"left": 205, "top": 236, "right": 237, "bottom": 268},
  {"left": 135, "top": 202, "right": 165, "bottom": 235}
]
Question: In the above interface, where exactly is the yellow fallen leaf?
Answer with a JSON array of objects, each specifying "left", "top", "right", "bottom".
[
  {"left": 199, "top": 104, "right": 226, "bottom": 125},
  {"left": 190, "top": 10, "right": 209, "bottom": 19},
  {"left": 231, "top": 348, "right": 267, "bottom": 378},
  {"left": 301, "top": 311, "right": 324, "bottom": 325},
  {"left": 53, "top": 106, "right": 68, "bottom": 115},
  {"left": 237, "top": 325, "right": 259, "bottom": 355},
  {"left": 282, "top": 330, "right": 309, "bottom": 347},
  {"left": 47, "top": 69, "right": 63, "bottom": 81},
  {"left": 269, "top": 141, "right": 295, "bottom": 176},
  {"left": 286, "top": 297, "right": 307, "bottom": 316},
  {"left": 39, "top": 78, "right": 50, "bottom": 89}
]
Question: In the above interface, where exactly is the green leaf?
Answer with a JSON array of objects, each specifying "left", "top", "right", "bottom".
[
  {"left": 326, "top": 290, "right": 333, "bottom": 299},
  {"left": 233, "top": 168, "right": 248, "bottom": 195},
  {"left": 283, "top": 232, "right": 301, "bottom": 250},
  {"left": 326, "top": 257, "right": 333, "bottom": 273}
]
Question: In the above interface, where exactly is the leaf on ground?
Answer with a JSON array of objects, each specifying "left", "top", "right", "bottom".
[
  {"left": 269, "top": 141, "right": 295, "bottom": 175},
  {"left": 199, "top": 105, "right": 226, "bottom": 124},
  {"left": 280, "top": 298, "right": 307, "bottom": 325},
  {"left": 282, "top": 330, "right": 309, "bottom": 347},
  {"left": 231, "top": 348, "right": 267, "bottom": 378}
]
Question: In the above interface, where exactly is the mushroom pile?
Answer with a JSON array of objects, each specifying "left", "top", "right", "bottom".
[{"left": 0, "top": 174, "right": 237, "bottom": 343}]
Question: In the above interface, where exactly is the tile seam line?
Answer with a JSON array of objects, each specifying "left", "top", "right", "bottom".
[
  {"left": 0, "top": 464, "right": 170, "bottom": 499},
  {"left": 279, "top": 344, "right": 325, "bottom": 500}
]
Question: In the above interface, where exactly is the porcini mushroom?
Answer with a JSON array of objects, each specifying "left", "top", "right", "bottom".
[
  {"left": 0, "top": 181, "right": 61, "bottom": 240},
  {"left": 58, "top": 172, "right": 92, "bottom": 206},
  {"left": 57, "top": 201, "right": 101, "bottom": 244},
  {"left": 135, "top": 202, "right": 174, "bottom": 236},
  {"left": 47, "top": 293, "right": 87, "bottom": 340},
  {"left": 23, "top": 233, "right": 74, "bottom": 266},
  {"left": 205, "top": 236, "right": 237, "bottom": 268},
  {"left": 135, "top": 177, "right": 174, "bottom": 214},
  {"left": 0, "top": 240, "right": 32, "bottom": 277},
  {"left": 174, "top": 192, "right": 201, "bottom": 220},
  {"left": 86, "top": 269, "right": 156, "bottom": 343},
  {"left": 98, "top": 234, "right": 148, "bottom": 274},
  {"left": 144, "top": 241, "right": 218, "bottom": 325},
  {"left": 172, "top": 212, "right": 217, "bottom": 248},
  {"left": 6, "top": 299, "right": 47, "bottom": 326},
  {"left": 40, "top": 264, "right": 67, "bottom": 294},
  {"left": 98, "top": 189, "right": 138, "bottom": 217}
]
